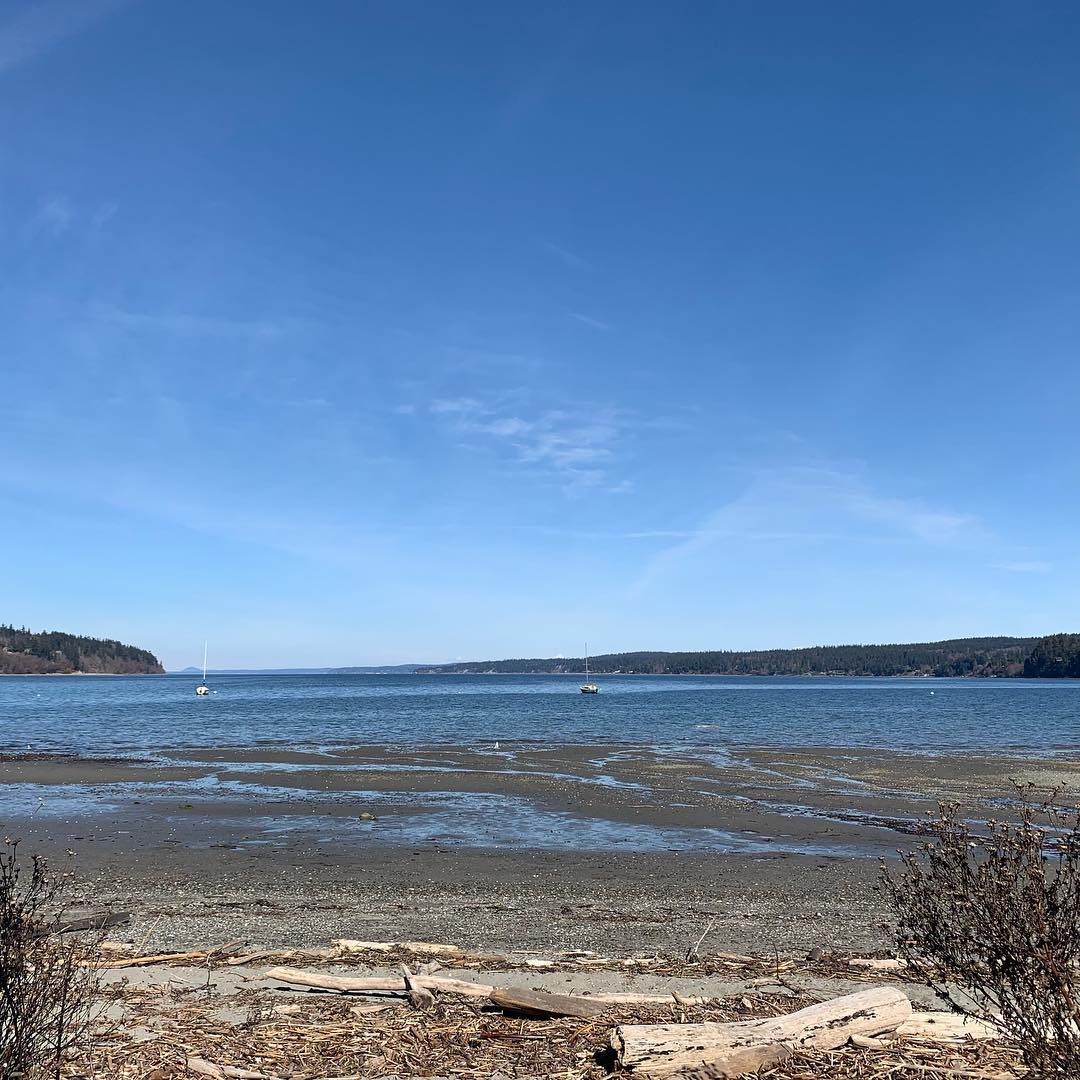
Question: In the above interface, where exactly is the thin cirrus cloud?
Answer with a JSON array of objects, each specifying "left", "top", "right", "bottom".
[
  {"left": 539, "top": 240, "right": 591, "bottom": 271},
  {"left": 23, "top": 196, "right": 119, "bottom": 240},
  {"left": 991, "top": 560, "right": 1052, "bottom": 574},
  {"left": 28, "top": 196, "right": 75, "bottom": 236},
  {"left": 425, "top": 396, "right": 627, "bottom": 490},
  {"left": 568, "top": 311, "right": 611, "bottom": 331},
  {"left": 89, "top": 303, "right": 289, "bottom": 342},
  {"left": 631, "top": 465, "right": 985, "bottom": 593},
  {"left": 0, "top": 0, "right": 129, "bottom": 75}
]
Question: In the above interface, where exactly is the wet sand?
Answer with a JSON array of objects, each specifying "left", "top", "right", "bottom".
[{"left": 2, "top": 743, "right": 1076, "bottom": 955}]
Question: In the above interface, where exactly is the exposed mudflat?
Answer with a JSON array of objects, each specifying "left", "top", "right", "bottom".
[{"left": 2, "top": 743, "right": 1075, "bottom": 955}]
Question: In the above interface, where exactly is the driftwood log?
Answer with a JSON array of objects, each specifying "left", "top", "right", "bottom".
[
  {"left": 267, "top": 966, "right": 617, "bottom": 1017},
  {"left": 266, "top": 966, "right": 495, "bottom": 998},
  {"left": 489, "top": 986, "right": 608, "bottom": 1019},
  {"left": 58, "top": 911, "right": 131, "bottom": 934},
  {"left": 612, "top": 986, "right": 912, "bottom": 1076}
]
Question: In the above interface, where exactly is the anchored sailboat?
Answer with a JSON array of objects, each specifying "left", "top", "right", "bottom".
[
  {"left": 195, "top": 642, "right": 210, "bottom": 696},
  {"left": 580, "top": 642, "right": 599, "bottom": 694}
]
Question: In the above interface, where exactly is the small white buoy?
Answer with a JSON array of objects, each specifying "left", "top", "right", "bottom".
[{"left": 930, "top": 691, "right": 935, "bottom": 695}]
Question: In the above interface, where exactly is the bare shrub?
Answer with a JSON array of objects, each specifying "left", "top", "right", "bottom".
[
  {"left": 0, "top": 840, "right": 101, "bottom": 1080},
  {"left": 882, "top": 784, "right": 1080, "bottom": 1076}
]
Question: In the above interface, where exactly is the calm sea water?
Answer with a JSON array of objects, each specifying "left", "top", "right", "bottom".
[{"left": 1, "top": 673, "right": 1078, "bottom": 755}]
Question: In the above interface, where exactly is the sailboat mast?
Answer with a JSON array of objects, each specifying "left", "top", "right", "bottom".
[
  {"left": 585, "top": 642, "right": 589, "bottom": 679},
  {"left": 202, "top": 641, "right": 207, "bottom": 682}
]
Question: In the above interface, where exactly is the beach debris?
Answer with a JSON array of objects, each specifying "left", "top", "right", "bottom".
[
  {"left": 848, "top": 956, "right": 907, "bottom": 971},
  {"left": 896, "top": 1010, "right": 1001, "bottom": 1041},
  {"left": 265, "top": 966, "right": 495, "bottom": 998},
  {"left": 330, "top": 938, "right": 462, "bottom": 956},
  {"left": 612, "top": 986, "right": 913, "bottom": 1075},
  {"left": 489, "top": 986, "right": 608, "bottom": 1019},
  {"left": 58, "top": 910, "right": 131, "bottom": 933},
  {"left": 401, "top": 964, "right": 436, "bottom": 1010},
  {"left": 97, "top": 939, "right": 247, "bottom": 968},
  {"left": 68, "top": 979, "right": 1022, "bottom": 1080},
  {"left": 185, "top": 1058, "right": 276, "bottom": 1078},
  {"left": 671, "top": 1043, "right": 794, "bottom": 1076}
]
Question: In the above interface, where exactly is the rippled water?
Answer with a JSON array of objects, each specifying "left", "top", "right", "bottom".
[{"left": 1, "top": 673, "right": 1078, "bottom": 754}]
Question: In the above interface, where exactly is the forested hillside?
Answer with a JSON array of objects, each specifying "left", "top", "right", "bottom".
[
  {"left": 1023, "top": 634, "right": 1080, "bottom": 678},
  {"left": 0, "top": 624, "right": 164, "bottom": 674},
  {"left": 418, "top": 636, "right": 1046, "bottom": 677}
]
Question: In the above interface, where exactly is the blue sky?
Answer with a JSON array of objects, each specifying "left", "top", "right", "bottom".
[{"left": 2, "top": 1, "right": 1079, "bottom": 669}]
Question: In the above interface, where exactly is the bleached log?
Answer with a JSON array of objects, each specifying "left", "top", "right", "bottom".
[
  {"left": 330, "top": 939, "right": 462, "bottom": 956},
  {"left": 848, "top": 957, "right": 907, "bottom": 971},
  {"left": 666, "top": 1044, "right": 792, "bottom": 1078},
  {"left": 612, "top": 986, "right": 912, "bottom": 1076},
  {"left": 896, "top": 1011, "right": 1001, "bottom": 1041},
  {"left": 265, "top": 966, "right": 494, "bottom": 998}
]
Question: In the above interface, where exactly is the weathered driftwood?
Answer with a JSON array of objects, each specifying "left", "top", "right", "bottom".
[
  {"left": 664, "top": 1044, "right": 793, "bottom": 1078},
  {"left": 99, "top": 949, "right": 214, "bottom": 969},
  {"left": 99, "top": 938, "right": 246, "bottom": 969},
  {"left": 331, "top": 939, "right": 462, "bottom": 956},
  {"left": 612, "top": 986, "right": 912, "bottom": 1075},
  {"left": 896, "top": 1010, "right": 1001, "bottom": 1040},
  {"left": 58, "top": 911, "right": 131, "bottom": 933},
  {"left": 489, "top": 986, "right": 608, "bottom": 1018},
  {"left": 848, "top": 957, "right": 907, "bottom": 971},
  {"left": 401, "top": 965, "right": 436, "bottom": 1010},
  {"left": 265, "top": 966, "right": 494, "bottom": 998}
]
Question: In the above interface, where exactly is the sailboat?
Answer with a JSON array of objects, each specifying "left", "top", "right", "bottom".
[
  {"left": 195, "top": 642, "right": 211, "bottom": 696},
  {"left": 580, "top": 643, "right": 599, "bottom": 694}
]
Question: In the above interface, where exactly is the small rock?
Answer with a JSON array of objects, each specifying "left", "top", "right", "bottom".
[{"left": 358, "top": 812, "right": 378, "bottom": 821}]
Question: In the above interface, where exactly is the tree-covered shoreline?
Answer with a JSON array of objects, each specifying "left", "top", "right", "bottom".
[
  {"left": 418, "top": 635, "right": 1080, "bottom": 678},
  {"left": 0, "top": 624, "right": 164, "bottom": 675}
]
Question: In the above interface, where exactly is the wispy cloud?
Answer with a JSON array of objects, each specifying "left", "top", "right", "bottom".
[
  {"left": 991, "top": 560, "right": 1052, "bottom": 574},
  {"left": 426, "top": 397, "right": 628, "bottom": 492},
  {"left": 29, "top": 196, "right": 75, "bottom": 236},
  {"left": 568, "top": 311, "right": 611, "bottom": 331},
  {"left": 0, "top": 0, "right": 129, "bottom": 75},
  {"left": 91, "top": 303, "right": 289, "bottom": 342},
  {"left": 429, "top": 397, "right": 484, "bottom": 416},
  {"left": 540, "top": 240, "right": 590, "bottom": 271},
  {"left": 26, "top": 196, "right": 119, "bottom": 240},
  {"left": 89, "top": 201, "right": 119, "bottom": 234},
  {"left": 632, "top": 465, "right": 984, "bottom": 592}
]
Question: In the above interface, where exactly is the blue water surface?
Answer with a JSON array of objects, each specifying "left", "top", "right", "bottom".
[{"left": 0, "top": 673, "right": 1077, "bottom": 756}]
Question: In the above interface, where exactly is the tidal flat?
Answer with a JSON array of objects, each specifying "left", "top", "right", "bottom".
[{"left": 2, "top": 742, "right": 1076, "bottom": 956}]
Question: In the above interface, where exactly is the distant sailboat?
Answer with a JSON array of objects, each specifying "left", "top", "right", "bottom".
[
  {"left": 195, "top": 642, "right": 211, "bottom": 696},
  {"left": 580, "top": 642, "right": 599, "bottom": 694}
]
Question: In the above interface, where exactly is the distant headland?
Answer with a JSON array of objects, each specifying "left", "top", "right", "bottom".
[
  {"left": 417, "top": 635, "right": 1080, "bottom": 679},
  {"left": 0, "top": 624, "right": 164, "bottom": 675}
]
